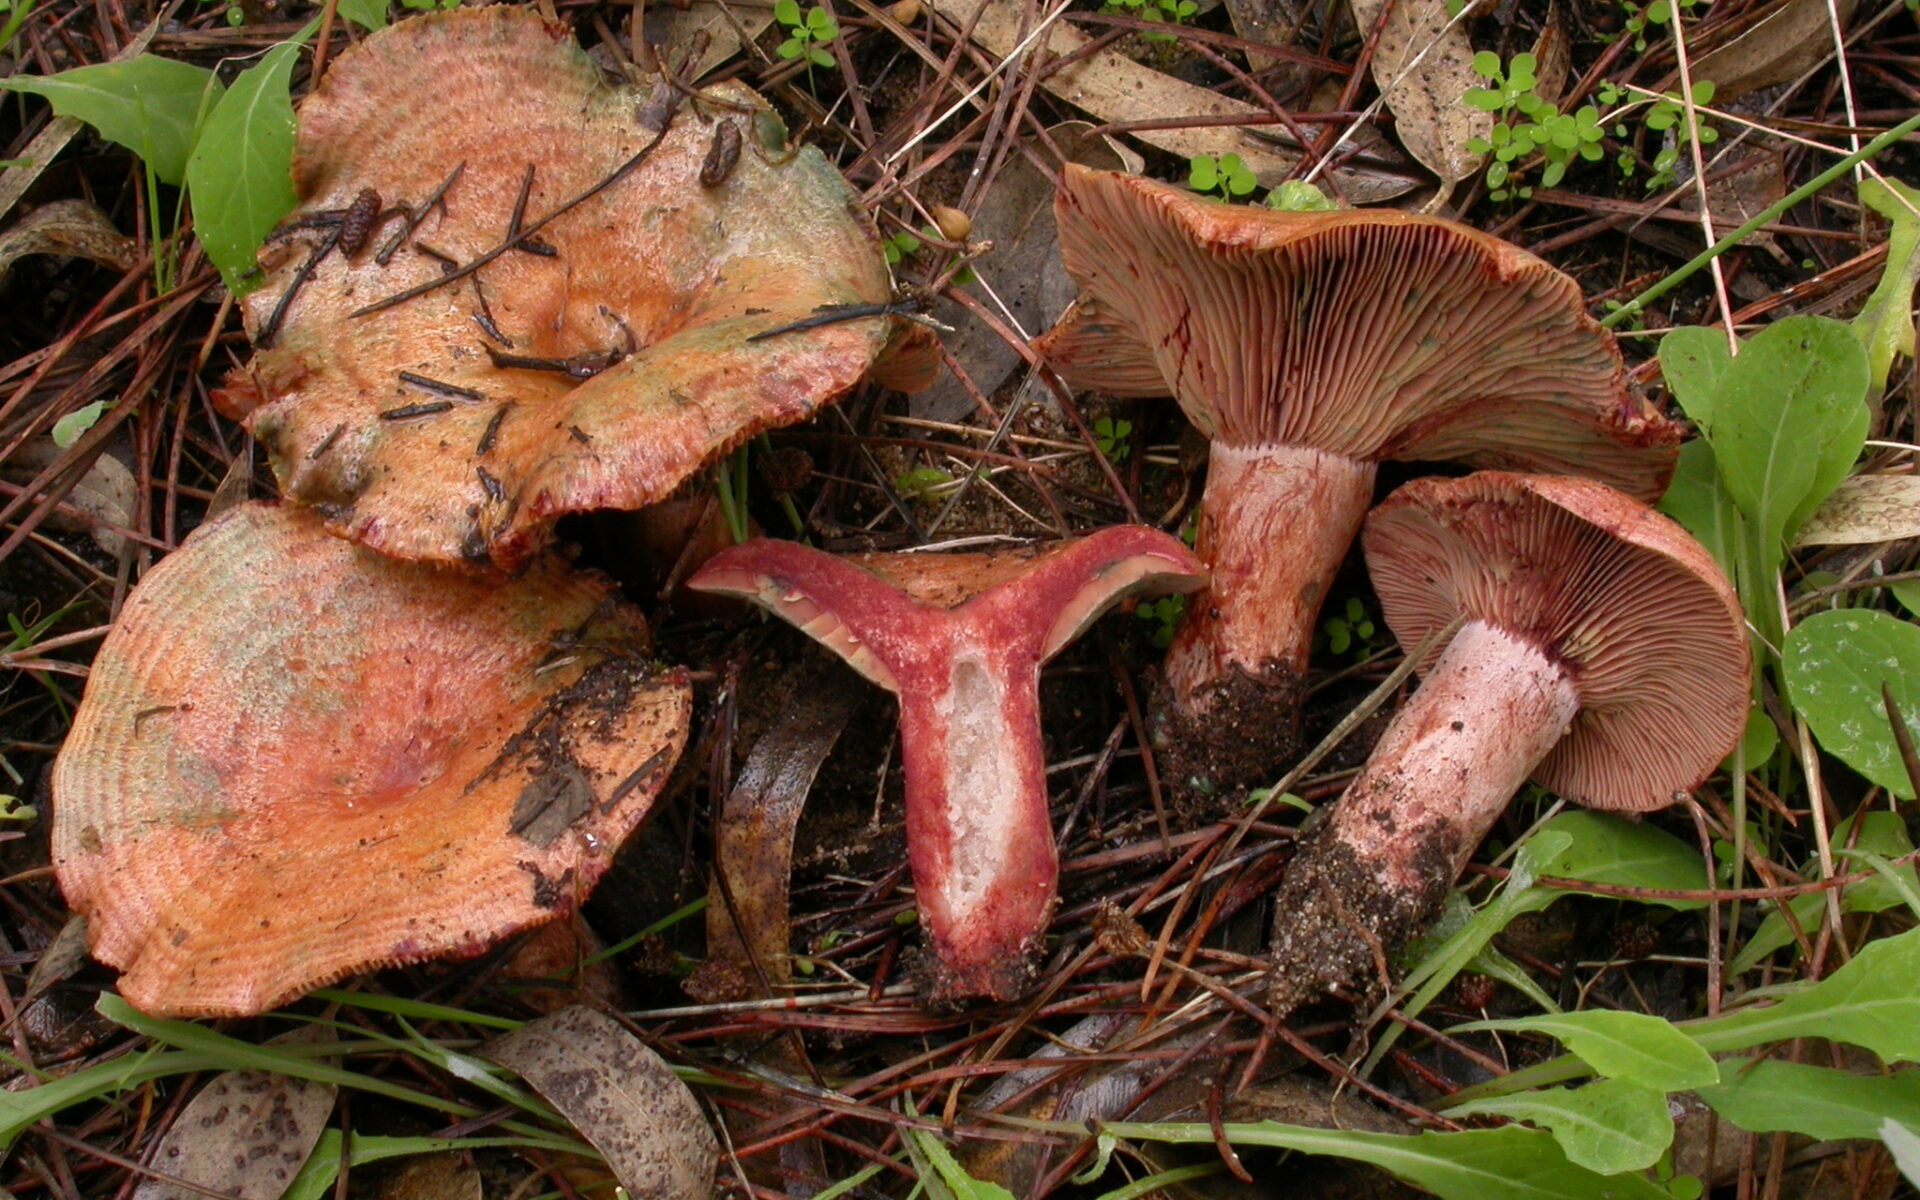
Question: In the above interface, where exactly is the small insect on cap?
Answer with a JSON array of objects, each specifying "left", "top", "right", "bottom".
[
  {"left": 1036, "top": 165, "right": 1679, "bottom": 496},
  {"left": 241, "top": 7, "right": 894, "bottom": 570},
  {"left": 51, "top": 503, "right": 692, "bottom": 1017},
  {"left": 1363, "top": 472, "right": 1750, "bottom": 811}
]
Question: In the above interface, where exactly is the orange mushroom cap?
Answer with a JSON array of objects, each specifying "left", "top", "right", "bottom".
[
  {"left": 241, "top": 8, "right": 894, "bottom": 569},
  {"left": 52, "top": 502, "right": 691, "bottom": 1017}
]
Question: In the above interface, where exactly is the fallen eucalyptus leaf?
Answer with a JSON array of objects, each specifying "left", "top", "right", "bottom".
[
  {"left": 926, "top": 0, "right": 1417, "bottom": 201},
  {"left": 1795, "top": 474, "right": 1920, "bottom": 546},
  {"left": 1347, "top": 0, "right": 1487, "bottom": 186},
  {"left": 1692, "top": 0, "right": 1860, "bottom": 103},
  {"left": 914, "top": 122, "right": 1134, "bottom": 421},
  {"left": 1, "top": 438, "right": 136, "bottom": 557},
  {"left": 483, "top": 1006, "right": 716, "bottom": 1200},
  {"left": 0, "top": 199, "right": 136, "bottom": 285},
  {"left": 131, "top": 1045, "right": 337, "bottom": 1200}
]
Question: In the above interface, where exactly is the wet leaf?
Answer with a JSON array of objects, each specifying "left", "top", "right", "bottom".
[
  {"left": 187, "top": 34, "right": 306, "bottom": 294},
  {"left": 0, "top": 56, "right": 221, "bottom": 185},
  {"left": 1693, "top": 0, "right": 1860, "bottom": 101},
  {"left": 1659, "top": 316, "right": 1868, "bottom": 548},
  {"left": 1347, "top": 0, "right": 1488, "bottom": 185},
  {"left": 1455, "top": 1012, "right": 1717, "bottom": 1091},
  {"left": 1699, "top": 1059, "right": 1920, "bottom": 1141},
  {"left": 0, "top": 199, "right": 136, "bottom": 285},
  {"left": 1783, "top": 609, "right": 1920, "bottom": 798},
  {"left": 131, "top": 1053, "right": 336, "bottom": 1200},
  {"left": 1689, "top": 925, "right": 1920, "bottom": 1061},
  {"left": 1101, "top": 1121, "right": 1671, "bottom": 1200},
  {"left": 1794, "top": 474, "right": 1920, "bottom": 546},
  {"left": 1448, "top": 1079, "right": 1673, "bottom": 1173},
  {"left": 483, "top": 1006, "right": 717, "bottom": 1200},
  {"left": 1536, "top": 811, "right": 1708, "bottom": 909},
  {"left": 1855, "top": 177, "right": 1920, "bottom": 392}
]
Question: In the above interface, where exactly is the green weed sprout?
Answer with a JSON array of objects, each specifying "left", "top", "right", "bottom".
[
  {"left": 894, "top": 466, "right": 954, "bottom": 500},
  {"left": 0, "top": 795, "right": 36, "bottom": 823},
  {"left": 1465, "top": 53, "right": 1605, "bottom": 201},
  {"left": 1188, "top": 153, "right": 1256, "bottom": 201},
  {"left": 1101, "top": 0, "right": 1198, "bottom": 44},
  {"left": 1318, "top": 595, "right": 1380, "bottom": 659},
  {"left": 883, "top": 225, "right": 976, "bottom": 285},
  {"left": 774, "top": 0, "right": 839, "bottom": 69},
  {"left": 1267, "top": 179, "right": 1337, "bottom": 212},
  {"left": 1093, "top": 416, "right": 1132, "bottom": 462},
  {"left": 1136, "top": 594, "right": 1186, "bottom": 649},
  {"left": 1616, "top": 0, "right": 1702, "bottom": 52},
  {"left": 1638, "top": 80, "right": 1718, "bottom": 191}
]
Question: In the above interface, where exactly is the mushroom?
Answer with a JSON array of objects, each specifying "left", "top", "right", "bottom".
[
  {"left": 1267, "top": 472, "right": 1748, "bottom": 1017},
  {"left": 686, "top": 527, "right": 1206, "bottom": 1003},
  {"left": 52, "top": 502, "right": 691, "bottom": 1017},
  {"left": 241, "top": 7, "right": 895, "bottom": 569},
  {"left": 1034, "top": 166, "right": 1683, "bottom": 791}
]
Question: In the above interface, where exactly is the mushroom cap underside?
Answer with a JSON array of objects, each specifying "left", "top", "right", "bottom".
[
  {"left": 242, "top": 7, "right": 893, "bottom": 568},
  {"left": 1037, "top": 166, "right": 1679, "bottom": 502},
  {"left": 687, "top": 528, "right": 1206, "bottom": 690},
  {"left": 1363, "top": 471, "right": 1750, "bottom": 811},
  {"left": 52, "top": 502, "right": 691, "bottom": 1017}
]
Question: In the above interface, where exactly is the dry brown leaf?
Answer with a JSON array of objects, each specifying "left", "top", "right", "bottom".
[
  {"left": 708, "top": 660, "right": 862, "bottom": 995},
  {"left": 914, "top": 122, "right": 1134, "bottom": 421},
  {"left": 1795, "top": 475, "right": 1920, "bottom": 546},
  {"left": 131, "top": 1057, "right": 336, "bottom": 1200},
  {"left": 1530, "top": 1, "right": 1571, "bottom": 107},
  {"left": 1691, "top": 0, "right": 1859, "bottom": 102},
  {"left": 925, "top": 0, "right": 1419, "bottom": 202},
  {"left": 0, "top": 200, "right": 137, "bottom": 285},
  {"left": 1348, "top": 0, "right": 1489, "bottom": 186},
  {"left": 375, "top": 1152, "right": 483, "bottom": 1200},
  {"left": 484, "top": 1007, "right": 717, "bottom": 1200},
  {"left": 1, "top": 439, "right": 137, "bottom": 559}
]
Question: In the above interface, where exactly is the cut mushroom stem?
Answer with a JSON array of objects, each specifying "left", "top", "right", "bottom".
[
  {"left": 1268, "top": 472, "right": 1749, "bottom": 1020},
  {"left": 688, "top": 527, "right": 1204, "bottom": 1004},
  {"left": 1161, "top": 443, "right": 1373, "bottom": 713}
]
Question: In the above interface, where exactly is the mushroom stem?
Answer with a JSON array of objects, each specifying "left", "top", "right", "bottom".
[
  {"left": 896, "top": 640, "right": 1059, "bottom": 1002},
  {"left": 1161, "top": 443, "right": 1375, "bottom": 725},
  {"left": 1269, "top": 619, "right": 1578, "bottom": 1016}
]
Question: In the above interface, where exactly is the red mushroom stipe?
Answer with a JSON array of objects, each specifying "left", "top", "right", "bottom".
[
  {"left": 52, "top": 503, "right": 691, "bottom": 1017},
  {"left": 1267, "top": 473, "right": 1748, "bottom": 1018},
  {"left": 1035, "top": 166, "right": 1683, "bottom": 793},
  {"left": 687, "top": 528, "right": 1205, "bottom": 1004},
  {"left": 241, "top": 8, "right": 894, "bottom": 569}
]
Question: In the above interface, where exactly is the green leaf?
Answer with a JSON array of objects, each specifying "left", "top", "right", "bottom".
[
  {"left": 1892, "top": 580, "right": 1920, "bottom": 617},
  {"left": 1473, "top": 50, "right": 1502, "bottom": 76},
  {"left": 1783, "top": 609, "right": 1920, "bottom": 798},
  {"left": 776, "top": 36, "right": 804, "bottom": 59},
  {"left": 1535, "top": 810, "right": 1708, "bottom": 909},
  {"left": 809, "top": 46, "right": 834, "bottom": 68},
  {"left": 1, "top": 55, "right": 221, "bottom": 185},
  {"left": 903, "top": 1125, "right": 1018, "bottom": 1200},
  {"left": 1454, "top": 1012, "right": 1717, "bottom": 1091},
  {"left": 334, "top": 0, "right": 387, "bottom": 30},
  {"left": 1101, "top": 1121, "right": 1672, "bottom": 1200},
  {"left": 51, "top": 399, "right": 110, "bottom": 448},
  {"left": 1669, "top": 316, "right": 1868, "bottom": 547},
  {"left": 773, "top": 0, "right": 801, "bottom": 25},
  {"left": 1688, "top": 925, "right": 1920, "bottom": 1062},
  {"left": 1698, "top": 1060, "right": 1920, "bottom": 1142},
  {"left": 1657, "top": 440, "right": 1740, "bottom": 577},
  {"left": 1187, "top": 156, "right": 1218, "bottom": 192},
  {"left": 286, "top": 1132, "right": 563, "bottom": 1200},
  {"left": 1854, "top": 177, "right": 1920, "bottom": 392},
  {"left": 1734, "top": 811, "right": 1917, "bottom": 972},
  {"left": 1448, "top": 1079, "right": 1673, "bottom": 1173},
  {"left": 186, "top": 35, "right": 306, "bottom": 294}
]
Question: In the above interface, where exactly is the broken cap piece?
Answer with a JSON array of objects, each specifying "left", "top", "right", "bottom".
[
  {"left": 687, "top": 528, "right": 1205, "bottom": 1004},
  {"left": 1266, "top": 472, "right": 1747, "bottom": 1018},
  {"left": 1036, "top": 165, "right": 1681, "bottom": 791},
  {"left": 242, "top": 7, "right": 894, "bottom": 569},
  {"left": 52, "top": 502, "right": 691, "bottom": 1017}
]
